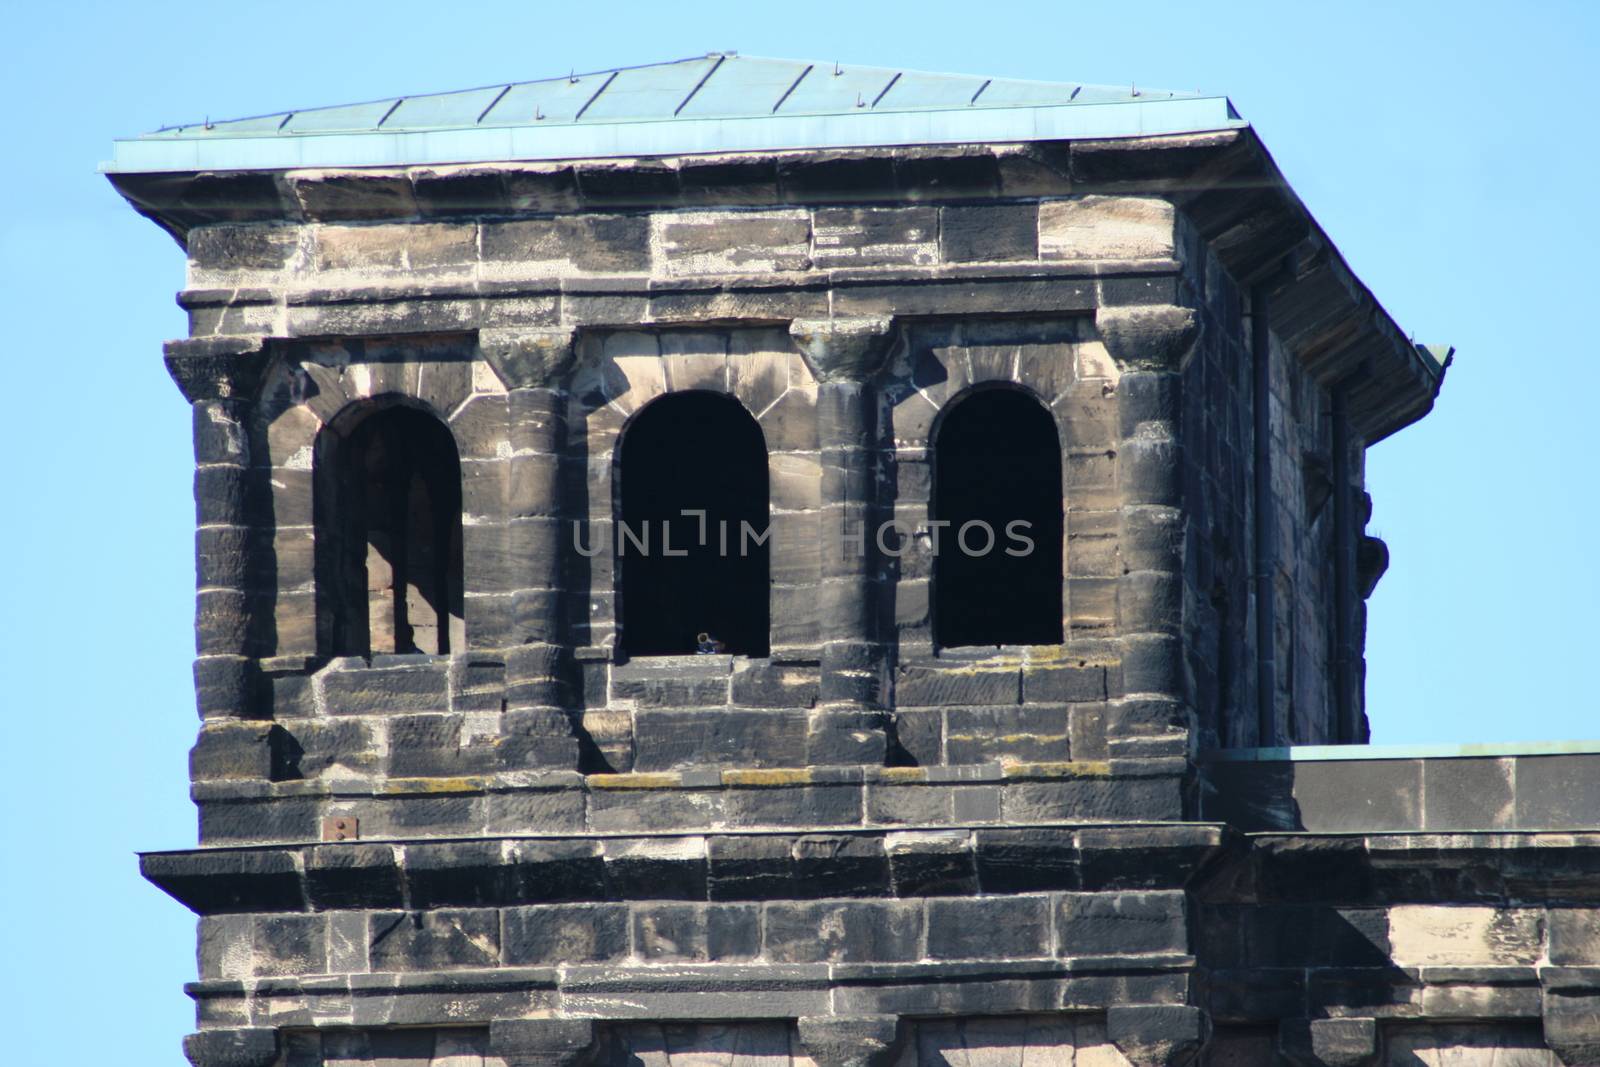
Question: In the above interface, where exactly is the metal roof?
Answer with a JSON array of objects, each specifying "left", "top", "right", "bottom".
[{"left": 104, "top": 53, "right": 1243, "bottom": 174}]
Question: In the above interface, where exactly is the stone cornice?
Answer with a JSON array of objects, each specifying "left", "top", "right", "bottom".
[
  {"left": 141, "top": 821, "right": 1225, "bottom": 916},
  {"left": 141, "top": 129, "right": 1445, "bottom": 444}
]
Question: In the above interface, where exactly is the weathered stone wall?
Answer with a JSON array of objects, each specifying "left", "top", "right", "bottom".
[
  {"left": 178, "top": 190, "right": 1262, "bottom": 843},
  {"left": 1265, "top": 325, "right": 1339, "bottom": 745},
  {"left": 142, "top": 137, "right": 1472, "bottom": 1067},
  {"left": 1171, "top": 217, "right": 1256, "bottom": 750}
]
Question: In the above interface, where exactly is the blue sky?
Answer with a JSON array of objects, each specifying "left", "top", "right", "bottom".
[{"left": 0, "top": 0, "right": 1595, "bottom": 1060}]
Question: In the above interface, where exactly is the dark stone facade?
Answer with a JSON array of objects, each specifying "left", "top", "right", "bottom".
[{"left": 112, "top": 125, "right": 1600, "bottom": 1067}]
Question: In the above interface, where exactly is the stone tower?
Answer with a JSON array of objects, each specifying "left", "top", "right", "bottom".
[{"left": 114, "top": 54, "right": 1600, "bottom": 1067}]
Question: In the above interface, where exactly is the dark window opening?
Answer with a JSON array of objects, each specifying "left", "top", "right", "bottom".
[
  {"left": 619, "top": 392, "right": 769, "bottom": 657},
  {"left": 316, "top": 405, "right": 464, "bottom": 657},
  {"left": 933, "top": 387, "right": 1064, "bottom": 648}
]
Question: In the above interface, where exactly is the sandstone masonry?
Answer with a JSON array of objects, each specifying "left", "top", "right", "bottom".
[{"left": 110, "top": 57, "right": 1597, "bottom": 1067}]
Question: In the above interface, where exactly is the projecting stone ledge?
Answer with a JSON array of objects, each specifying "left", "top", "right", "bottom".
[
  {"left": 144, "top": 822, "right": 1225, "bottom": 914},
  {"left": 183, "top": 759, "right": 1191, "bottom": 845}
]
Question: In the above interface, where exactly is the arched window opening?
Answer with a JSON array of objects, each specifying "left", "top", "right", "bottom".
[
  {"left": 933, "top": 388, "right": 1064, "bottom": 648},
  {"left": 316, "top": 405, "right": 464, "bottom": 657},
  {"left": 619, "top": 392, "right": 769, "bottom": 657}
]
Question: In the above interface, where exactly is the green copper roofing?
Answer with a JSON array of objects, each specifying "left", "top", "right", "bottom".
[{"left": 103, "top": 53, "right": 1243, "bottom": 174}]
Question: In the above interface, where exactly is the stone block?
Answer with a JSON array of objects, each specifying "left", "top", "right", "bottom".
[
  {"left": 764, "top": 900, "right": 922, "bottom": 962},
  {"left": 253, "top": 914, "right": 327, "bottom": 976},
  {"left": 707, "top": 834, "right": 794, "bottom": 900},
  {"left": 731, "top": 662, "right": 820, "bottom": 708},
  {"left": 386, "top": 712, "right": 496, "bottom": 778},
  {"left": 808, "top": 708, "right": 890, "bottom": 766},
  {"left": 368, "top": 908, "right": 499, "bottom": 971},
  {"left": 305, "top": 843, "right": 403, "bottom": 911},
  {"left": 1039, "top": 197, "right": 1175, "bottom": 261},
  {"left": 481, "top": 214, "right": 649, "bottom": 274},
  {"left": 1386, "top": 904, "right": 1542, "bottom": 967},
  {"left": 896, "top": 663, "right": 1020, "bottom": 706},
  {"left": 631, "top": 902, "right": 761, "bottom": 962},
  {"left": 602, "top": 836, "right": 709, "bottom": 900},
  {"left": 405, "top": 840, "right": 515, "bottom": 909},
  {"left": 867, "top": 781, "right": 953, "bottom": 825},
  {"left": 587, "top": 783, "right": 726, "bottom": 833},
  {"left": 1289, "top": 759, "right": 1422, "bottom": 833},
  {"left": 1002, "top": 772, "right": 1183, "bottom": 823},
  {"left": 488, "top": 1018, "right": 599, "bottom": 1067},
  {"left": 792, "top": 834, "right": 891, "bottom": 897},
  {"left": 652, "top": 210, "right": 811, "bottom": 275},
  {"left": 1551, "top": 909, "right": 1600, "bottom": 966},
  {"left": 1278, "top": 1018, "right": 1377, "bottom": 1067},
  {"left": 886, "top": 831, "right": 976, "bottom": 896},
  {"left": 502, "top": 838, "right": 606, "bottom": 901},
  {"left": 632, "top": 708, "right": 806, "bottom": 771},
  {"left": 723, "top": 782, "right": 862, "bottom": 828},
  {"left": 199, "top": 797, "right": 320, "bottom": 845},
  {"left": 182, "top": 1028, "right": 280, "bottom": 1067},
  {"left": 1022, "top": 664, "right": 1108, "bottom": 704},
  {"left": 889, "top": 709, "right": 942, "bottom": 767},
  {"left": 502, "top": 903, "right": 629, "bottom": 965},
  {"left": 190, "top": 721, "right": 276, "bottom": 781},
  {"left": 1057, "top": 891, "right": 1188, "bottom": 957},
  {"left": 940, "top": 203, "right": 1038, "bottom": 263},
  {"left": 1515, "top": 754, "right": 1600, "bottom": 828},
  {"left": 797, "top": 1014, "right": 904, "bottom": 1067},
  {"left": 362, "top": 794, "right": 485, "bottom": 839},
  {"left": 947, "top": 705, "right": 1070, "bottom": 765},
  {"left": 926, "top": 895, "right": 1052, "bottom": 959},
  {"left": 610, "top": 658, "right": 731, "bottom": 709},
  {"left": 812, "top": 206, "right": 938, "bottom": 267},
  {"left": 320, "top": 663, "right": 449, "bottom": 715},
  {"left": 1105, "top": 1005, "right": 1207, "bottom": 1067},
  {"left": 974, "top": 828, "right": 1080, "bottom": 892}
]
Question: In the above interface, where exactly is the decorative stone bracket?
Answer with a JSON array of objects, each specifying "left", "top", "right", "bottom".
[
  {"left": 797, "top": 1015, "right": 905, "bottom": 1067},
  {"left": 182, "top": 1028, "right": 280, "bottom": 1067},
  {"left": 1278, "top": 1018, "right": 1378, "bottom": 1067},
  {"left": 1543, "top": 969, "right": 1600, "bottom": 1065},
  {"left": 165, "top": 335, "right": 272, "bottom": 403},
  {"left": 1093, "top": 305, "right": 1199, "bottom": 373},
  {"left": 789, "top": 317, "right": 895, "bottom": 383},
  {"left": 1105, "top": 1005, "right": 1208, "bottom": 1067},
  {"left": 481, "top": 326, "right": 579, "bottom": 390},
  {"left": 489, "top": 1019, "right": 603, "bottom": 1067}
]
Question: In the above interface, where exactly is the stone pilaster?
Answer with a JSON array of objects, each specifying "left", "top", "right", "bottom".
[
  {"left": 482, "top": 327, "right": 580, "bottom": 769},
  {"left": 1096, "top": 305, "right": 1200, "bottom": 772},
  {"left": 167, "top": 336, "right": 273, "bottom": 724},
  {"left": 790, "top": 318, "right": 894, "bottom": 766}
]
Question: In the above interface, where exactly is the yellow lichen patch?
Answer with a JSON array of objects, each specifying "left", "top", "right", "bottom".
[
  {"left": 1001, "top": 759, "right": 1112, "bottom": 779},
  {"left": 384, "top": 775, "right": 492, "bottom": 794},
  {"left": 587, "top": 772, "right": 681, "bottom": 790},
  {"left": 874, "top": 767, "right": 928, "bottom": 783},
  {"left": 722, "top": 768, "right": 814, "bottom": 787}
]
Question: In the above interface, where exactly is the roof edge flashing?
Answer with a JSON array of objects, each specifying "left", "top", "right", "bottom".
[{"left": 105, "top": 96, "right": 1244, "bottom": 175}]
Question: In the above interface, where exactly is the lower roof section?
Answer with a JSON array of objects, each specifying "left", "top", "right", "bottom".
[{"left": 1202, "top": 746, "right": 1600, "bottom": 833}]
